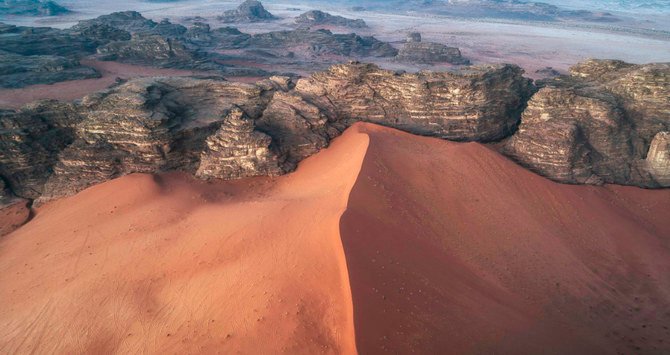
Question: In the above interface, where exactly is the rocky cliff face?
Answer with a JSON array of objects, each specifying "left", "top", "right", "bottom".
[
  {"left": 38, "top": 76, "right": 277, "bottom": 203},
  {"left": 0, "top": 62, "right": 534, "bottom": 203},
  {"left": 293, "top": 62, "right": 534, "bottom": 141},
  {"left": 504, "top": 59, "right": 670, "bottom": 187},
  {"left": 2, "top": 59, "right": 667, "bottom": 205},
  {"left": 646, "top": 132, "right": 670, "bottom": 185},
  {"left": 0, "top": 101, "right": 80, "bottom": 199}
]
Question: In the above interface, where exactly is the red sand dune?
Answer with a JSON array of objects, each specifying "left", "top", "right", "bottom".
[{"left": 1, "top": 123, "right": 670, "bottom": 354}]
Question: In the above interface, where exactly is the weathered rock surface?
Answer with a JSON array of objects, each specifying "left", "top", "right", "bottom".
[
  {"left": 504, "top": 59, "right": 670, "bottom": 187},
  {"left": 295, "top": 10, "right": 367, "bottom": 29},
  {"left": 645, "top": 132, "right": 670, "bottom": 185},
  {"left": 0, "top": 0, "right": 70, "bottom": 16},
  {"left": 218, "top": 0, "right": 276, "bottom": 23},
  {"left": 0, "top": 63, "right": 535, "bottom": 202},
  {"left": 0, "top": 23, "right": 98, "bottom": 57},
  {"left": 0, "top": 101, "right": 80, "bottom": 199},
  {"left": 245, "top": 29, "right": 398, "bottom": 58},
  {"left": 0, "top": 11, "right": 401, "bottom": 84},
  {"left": 293, "top": 62, "right": 533, "bottom": 141},
  {"left": 196, "top": 108, "right": 283, "bottom": 180},
  {"left": 37, "top": 76, "right": 279, "bottom": 202},
  {"left": 96, "top": 34, "right": 205, "bottom": 68},
  {"left": 395, "top": 40, "right": 469, "bottom": 65},
  {"left": 0, "top": 50, "right": 100, "bottom": 88},
  {"left": 3, "top": 59, "right": 668, "bottom": 204},
  {"left": 71, "top": 11, "right": 158, "bottom": 34}
]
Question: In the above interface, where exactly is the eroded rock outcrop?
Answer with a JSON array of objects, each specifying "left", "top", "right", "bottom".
[
  {"left": 3, "top": 59, "right": 667, "bottom": 204},
  {"left": 646, "top": 132, "right": 670, "bottom": 185},
  {"left": 395, "top": 41, "right": 469, "bottom": 65},
  {"left": 0, "top": 23, "right": 98, "bottom": 57},
  {"left": 295, "top": 10, "right": 367, "bottom": 29},
  {"left": 504, "top": 59, "right": 670, "bottom": 187},
  {"left": 246, "top": 29, "right": 398, "bottom": 58},
  {"left": 96, "top": 34, "right": 205, "bottom": 68},
  {"left": 0, "top": 50, "right": 100, "bottom": 88},
  {"left": 293, "top": 62, "right": 534, "bottom": 141},
  {"left": 219, "top": 0, "right": 276, "bottom": 23},
  {"left": 38, "top": 76, "right": 275, "bottom": 202},
  {"left": 0, "top": 62, "right": 535, "bottom": 202},
  {"left": 0, "top": 101, "right": 80, "bottom": 199},
  {"left": 196, "top": 108, "right": 283, "bottom": 180}
]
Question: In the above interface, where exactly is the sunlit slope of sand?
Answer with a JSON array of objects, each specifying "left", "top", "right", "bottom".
[
  {"left": 0, "top": 126, "right": 369, "bottom": 354},
  {"left": 341, "top": 124, "right": 670, "bottom": 354},
  {"left": 2, "top": 123, "right": 670, "bottom": 354}
]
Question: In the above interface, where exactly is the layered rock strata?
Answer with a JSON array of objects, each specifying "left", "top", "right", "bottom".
[
  {"left": 0, "top": 63, "right": 534, "bottom": 202},
  {"left": 293, "top": 62, "right": 533, "bottom": 141},
  {"left": 504, "top": 59, "right": 670, "bottom": 187}
]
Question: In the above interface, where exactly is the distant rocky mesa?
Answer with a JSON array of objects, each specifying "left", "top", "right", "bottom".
[
  {"left": 0, "top": 0, "right": 70, "bottom": 16},
  {"left": 295, "top": 10, "right": 367, "bottom": 29},
  {"left": 395, "top": 32, "right": 470, "bottom": 65},
  {"left": 0, "top": 10, "right": 411, "bottom": 86},
  {"left": 218, "top": 0, "right": 277, "bottom": 23}
]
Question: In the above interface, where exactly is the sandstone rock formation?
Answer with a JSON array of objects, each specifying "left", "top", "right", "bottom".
[
  {"left": 645, "top": 132, "right": 670, "bottom": 185},
  {"left": 504, "top": 59, "right": 670, "bottom": 187},
  {"left": 0, "top": 50, "right": 100, "bottom": 88},
  {"left": 2, "top": 58, "right": 667, "bottom": 204},
  {"left": 1, "top": 11, "right": 401, "bottom": 84},
  {"left": 38, "top": 76, "right": 276, "bottom": 202},
  {"left": 219, "top": 0, "right": 276, "bottom": 23},
  {"left": 196, "top": 108, "right": 283, "bottom": 180},
  {"left": 295, "top": 10, "right": 367, "bottom": 29},
  {"left": 245, "top": 29, "right": 398, "bottom": 58},
  {"left": 96, "top": 34, "right": 203, "bottom": 68},
  {"left": 72, "top": 11, "right": 158, "bottom": 34},
  {"left": 394, "top": 32, "right": 469, "bottom": 65},
  {"left": 0, "top": 63, "right": 534, "bottom": 202},
  {"left": 0, "top": 0, "right": 70, "bottom": 16},
  {"left": 0, "top": 23, "right": 98, "bottom": 57},
  {"left": 293, "top": 62, "right": 533, "bottom": 141},
  {"left": 0, "top": 101, "right": 80, "bottom": 199}
]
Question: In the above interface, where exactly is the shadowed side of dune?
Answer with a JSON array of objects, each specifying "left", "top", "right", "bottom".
[{"left": 339, "top": 124, "right": 670, "bottom": 354}]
